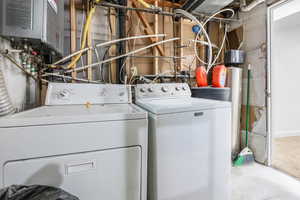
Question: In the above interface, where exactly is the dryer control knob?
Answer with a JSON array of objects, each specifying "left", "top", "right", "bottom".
[
  {"left": 58, "top": 89, "right": 70, "bottom": 99},
  {"left": 161, "top": 86, "right": 168, "bottom": 93},
  {"left": 148, "top": 88, "right": 154, "bottom": 92},
  {"left": 140, "top": 88, "right": 146, "bottom": 93},
  {"left": 175, "top": 87, "right": 181, "bottom": 91},
  {"left": 182, "top": 86, "right": 188, "bottom": 91}
]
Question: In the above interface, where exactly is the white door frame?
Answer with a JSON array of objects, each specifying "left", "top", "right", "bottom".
[{"left": 267, "top": 0, "right": 297, "bottom": 167}]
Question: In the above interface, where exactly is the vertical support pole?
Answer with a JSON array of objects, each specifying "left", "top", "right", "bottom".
[
  {"left": 154, "top": 0, "right": 159, "bottom": 75},
  {"left": 173, "top": 11, "right": 179, "bottom": 77},
  {"left": 205, "top": 23, "right": 210, "bottom": 66},
  {"left": 117, "top": 0, "right": 127, "bottom": 83},
  {"left": 87, "top": 1, "right": 93, "bottom": 81},
  {"left": 178, "top": 18, "right": 183, "bottom": 71},
  {"left": 70, "top": 0, "right": 77, "bottom": 81}
]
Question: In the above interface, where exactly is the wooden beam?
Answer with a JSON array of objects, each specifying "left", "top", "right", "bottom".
[
  {"left": 132, "top": 0, "right": 165, "bottom": 56},
  {"left": 109, "top": 8, "right": 117, "bottom": 83},
  {"left": 143, "top": 0, "right": 181, "bottom": 8},
  {"left": 70, "top": 0, "right": 77, "bottom": 81}
]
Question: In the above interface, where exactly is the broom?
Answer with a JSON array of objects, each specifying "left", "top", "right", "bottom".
[{"left": 234, "top": 64, "right": 254, "bottom": 166}]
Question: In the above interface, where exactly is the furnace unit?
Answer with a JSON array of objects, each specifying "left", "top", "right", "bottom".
[{"left": 0, "top": 0, "right": 64, "bottom": 55}]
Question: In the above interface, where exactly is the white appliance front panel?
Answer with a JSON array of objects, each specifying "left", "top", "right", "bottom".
[
  {"left": 0, "top": 119, "right": 148, "bottom": 200},
  {"left": 148, "top": 108, "right": 231, "bottom": 200},
  {"left": 4, "top": 147, "right": 141, "bottom": 200}
]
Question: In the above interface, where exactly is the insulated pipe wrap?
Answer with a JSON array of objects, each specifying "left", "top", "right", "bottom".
[{"left": 0, "top": 66, "right": 15, "bottom": 116}]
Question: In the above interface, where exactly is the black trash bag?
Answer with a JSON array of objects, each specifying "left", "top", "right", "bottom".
[{"left": 0, "top": 185, "right": 79, "bottom": 200}]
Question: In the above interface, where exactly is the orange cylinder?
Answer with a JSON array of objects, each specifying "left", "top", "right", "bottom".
[
  {"left": 195, "top": 66, "right": 208, "bottom": 87},
  {"left": 212, "top": 65, "right": 227, "bottom": 88}
]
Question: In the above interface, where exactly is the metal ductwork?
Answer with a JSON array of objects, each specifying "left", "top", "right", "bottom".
[
  {"left": 0, "top": 66, "right": 15, "bottom": 116},
  {"left": 0, "top": 0, "right": 64, "bottom": 55},
  {"left": 182, "top": 0, "right": 234, "bottom": 14}
]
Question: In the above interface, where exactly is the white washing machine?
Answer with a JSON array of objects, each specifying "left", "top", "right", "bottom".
[
  {"left": 0, "top": 83, "right": 148, "bottom": 200},
  {"left": 135, "top": 83, "right": 231, "bottom": 200}
]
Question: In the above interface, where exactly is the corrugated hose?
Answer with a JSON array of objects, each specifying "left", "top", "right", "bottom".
[{"left": 0, "top": 65, "right": 15, "bottom": 116}]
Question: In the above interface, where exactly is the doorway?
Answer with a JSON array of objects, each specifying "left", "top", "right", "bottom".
[{"left": 268, "top": 0, "right": 300, "bottom": 178}]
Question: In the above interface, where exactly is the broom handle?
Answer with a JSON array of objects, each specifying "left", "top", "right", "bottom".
[{"left": 246, "top": 64, "right": 251, "bottom": 147}]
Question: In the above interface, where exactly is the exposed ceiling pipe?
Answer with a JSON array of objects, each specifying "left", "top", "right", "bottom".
[{"left": 240, "top": 0, "right": 265, "bottom": 12}]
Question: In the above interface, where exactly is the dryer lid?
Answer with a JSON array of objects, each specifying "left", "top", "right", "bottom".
[{"left": 0, "top": 104, "right": 147, "bottom": 127}]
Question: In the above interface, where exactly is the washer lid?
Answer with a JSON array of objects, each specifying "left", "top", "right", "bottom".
[
  {"left": 136, "top": 97, "right": 231, "bottom": 114},
  {"left": 0, "top": 104, "right": 147, "bottom": 127}
]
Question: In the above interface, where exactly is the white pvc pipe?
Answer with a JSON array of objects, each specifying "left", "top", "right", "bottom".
[
  {"left": 193, "top": 8, "right": 234, "bottom": 71},
  {"left": 53, "top": 34, "right": 166, "bottom": 65},
  {"left": 241, "top": 0, "right": 265, "bottom": 12},
  {"left": 211, "top": 24, "right": 228, "bottom": 66},
  {"left": 175, "top": 9, "right": 213, "bottom": 70},
  {"left": 66, "top": 38, "right": 180, "bottom": 73},
  {"left": 191, "top": 40, "right": 219, "bottom": 49}
]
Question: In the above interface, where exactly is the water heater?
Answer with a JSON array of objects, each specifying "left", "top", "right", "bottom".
[
  {"left": 182, "top": 0, "right": 234, "bottom": 14},
  {"left": 0, "top": 0, "right": 64, "bottom": 55}
]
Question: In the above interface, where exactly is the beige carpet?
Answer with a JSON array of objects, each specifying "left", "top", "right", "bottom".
[{"left": 273, "top": 136, "right": 300, "bottom": 179}]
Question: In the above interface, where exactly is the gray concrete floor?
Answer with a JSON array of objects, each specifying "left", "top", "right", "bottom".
[{"left": 232, "top": 163, "right": 300, "bottom": 200}]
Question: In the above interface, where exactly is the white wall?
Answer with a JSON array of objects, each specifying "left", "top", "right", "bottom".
[{"left": 271, "top": 1, "right": 300, "bottom": 138}]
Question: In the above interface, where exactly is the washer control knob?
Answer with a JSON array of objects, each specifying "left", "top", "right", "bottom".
[
  {"left": 182, "top": 86, "right": 188, "bottom": 91},
  {"left": 140, "top": 88, "right": 146, "bottom": 93},
  {"left": 175, "top": 87, "right": 181, "bottom": 91},
  {"left": 161, "top": 86, "right": 168, "bottom": 93},
  {"left": 148, "top": 88, "right": 154, "bottom": 93}
]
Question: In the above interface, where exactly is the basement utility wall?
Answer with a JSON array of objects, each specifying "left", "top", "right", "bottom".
[
  {"left": 230, "top": 3, "right": 268, "bottom": 164},
  {"left": 64, "top": 6, "right": 110, "bottom": 81}
]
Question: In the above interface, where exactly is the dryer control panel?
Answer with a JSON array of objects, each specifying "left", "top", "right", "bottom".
[
  {"left": 135, "top": 83, "right": 191, "bottom": 100},
  {"left": 45, "top": 83, "right": 132, "bottom": 105}
]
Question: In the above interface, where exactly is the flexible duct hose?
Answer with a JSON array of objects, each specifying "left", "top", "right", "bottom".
[{"left": 0, "top": 66, "right": 15, "bottom": 116}]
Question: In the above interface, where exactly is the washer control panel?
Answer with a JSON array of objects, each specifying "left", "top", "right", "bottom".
[
  {"left": 135, "top": 83, "right": 191, "bottom": 100},
  {"left": 45, "top": 83, "right": 132, "bottom": 105}
]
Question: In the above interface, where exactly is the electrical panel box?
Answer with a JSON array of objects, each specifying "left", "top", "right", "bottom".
[
  {"left": 0, "top": 0, "right": 64, "bottom": 55},
  {"left": 182, "top": 0, "right": 234, "bottom": 14}
]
